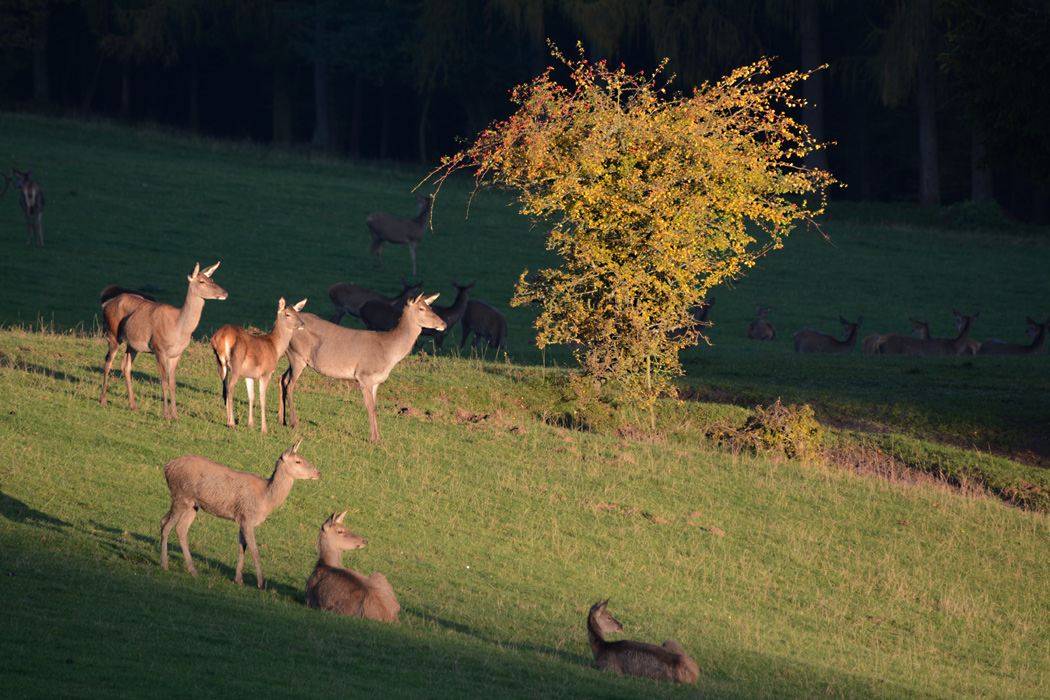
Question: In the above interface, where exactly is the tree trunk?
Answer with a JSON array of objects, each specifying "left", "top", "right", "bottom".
[
  {"left": 348, "top": 73, "right": 363, "bottom": 158},
  {"left": 916, "top": 0, "right": 940, "bottom": 206},
  {"left": 799, "top": 0, "right": 828, "bottom": 172}
]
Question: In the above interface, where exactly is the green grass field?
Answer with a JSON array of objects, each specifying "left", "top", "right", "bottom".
[{"left": 1, "top": 112, "right": 1049, "bottom": 699}]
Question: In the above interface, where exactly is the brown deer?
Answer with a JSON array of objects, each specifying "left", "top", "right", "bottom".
[
  {"left": 328, "top": 277, "right": 422, "bottom": 324},
  {"left": 864, "top": 317, "right": 928, "bottom": 354},
  {"left": 12, "top": 168, "right": 44, "bottom": 246},
  {"left": 420, "top": 279, "right": 476, "bottom": 349},
  {"left": 745, "top": 304, "right": 776, "bottom": 340},
  {"left": 160, "top": 439, "right": 321, "bottom": 588},
  {"left": 210, "top": 297, "right": 308, "bottom": 433},
  {"left": 587, "top": 599, "right": 699, "bottom": 684},
  {"left": 877, "top": 309, "right": 978, "bottom": 355},
  {"left": 669, "top": 299, "right": 714, "bottom": 344},
  {"left": 793, "top": 315, "right": 863, "bottom": 354},
  {"left": 367, "top": 194, "right": 433, "bottom": 277},
  {"left": 278, "top": 293, "right": 446, "bottom": 443},
  {"left": 460, "top": 299, "right": 507, "bottom": 352},
  {"left": 101, "top": 262, "right": 228, "bottom": 419},
  {"left": 99, "top": 285, "right": 157, "bottom": 304},
  {"left": 304, "top": 510, "right": 400, "bottom": 623},
  {"left": 978, "top": 315, "right": 1050, "bottom": 355}
]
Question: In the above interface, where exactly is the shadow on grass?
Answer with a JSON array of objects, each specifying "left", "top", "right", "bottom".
[{"left": 0, "top": 491, "right": 70, "bottom": 530}]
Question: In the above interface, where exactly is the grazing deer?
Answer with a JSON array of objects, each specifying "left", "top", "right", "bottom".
[
  {"left": 420, "top": 279, "right": 476, "bottom": 349},
  {"left": 160, "top": 439, "right": 321, "bottom": 588},
  {"left": 328, "top": 277, "right": 422, "bottom": 324},
  {"left": 793, "top": 315, "right": 863, "bottom": 354},
  {"left": 279, "top": 293, "right": 446, "bottom": 443},
  {"left": 12, "top": 168, "right": 44, "bottom": 246},
  {"left": 587, "top": 599, "right": 699, "bottom": 684},
  {"left": 367, "top": 193, "right": 433, "bottom": 277},
  {"left": 460, "top": 299, "right": 507, "bottom": 352},
  {"left": 978, "top": 315, "right": 1050, "bottom": 355},
  {"left": 669, "top": 300, "right": 714, "bottom": 344},
  {"left": 745, "top": 304, "right": 776, "bottom": 340},
  {"left": 304, "top": 510, "right": 401, "bottom": 623},
  {"left": 877, "top": 309, "right": 978, "bottom": 355},
  {"left": 101, "top": 262, "right": 228, "bottom": 419},
  {"left": 210, "top": 297, "right": 308, "bottom": 433}
]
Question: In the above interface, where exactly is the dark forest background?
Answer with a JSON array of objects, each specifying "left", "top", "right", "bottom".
[{"left": 2, "top": 0, "right": 1049, "bottom": 221}]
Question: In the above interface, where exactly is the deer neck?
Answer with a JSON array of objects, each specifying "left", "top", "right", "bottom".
[
  {"left": 262, "top": 462, "right": 297, "bottom": 513},
  {"left": 1027, "top": 324, "right": 1048, "bottom": 352},
  {"left": 267, "top": 318, "right": 296, "bottom": 357},
  {"left": 176, "top": 284, "right": 207, "bottom": 339},
  {"left": 586, "top": 611, "right": 607, "bottom": 658},
  {"left": 951, "top": 316, "right": 974, "bottom": 351},
  {"left": 385, "top": 313, "right": 424, "bottom": 356},
  {"left": 316, "top": 533, "right": 345, "bottom": 569}
]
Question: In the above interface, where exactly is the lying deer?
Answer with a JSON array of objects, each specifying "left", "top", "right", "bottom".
[
  {"left": 160, "top": 438, "right": 320, "bottom": 588},
  {"left": 745, "top": 304, "right": 776, "bottom": 340},
  {"left": 210, "top": 297, "right": 308, "bottom": 432},
  {"left": 12, "top": 168, "right": 44, "bottom": 247},
  {"left": 864, "top": 317, "right": 928, "bottom": 354},
  {"left": 978, "top": 315, "right": 1050, "bottom": 355},
  {"left": 279, "top": 293, "right": 445, "bottom": 443},
  {"left": 668, "top": 300, "right": 714, "bottom": 344},
  {"left": 420, "top": 279, "right": 475, "bottom": 349},
  {"left": 328, "top": 277, "right": 421, "bottom": 324},
  {"left": 587, "top": 599, "right": 699, "bottom": 684},
  {"left": 101, "top": 262, "right": 228, "bottom": 419},
  {"left": 460, "top": 299, "right": 507, "bottom": 352},
  {"left": 793, "top": 315, "right": 863, "bottom": 354},
  {"left": 877, "top": 309, "right": 978, "bottom": 355},
  {"left": 304, "top": 510, "right": 400, "bottom": 623},
  {"left": 367, "top": 193, "right": 433, "bottom": 277}
]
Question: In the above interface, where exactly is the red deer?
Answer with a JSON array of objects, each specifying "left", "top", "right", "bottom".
[
  {"left": 876, "top": 309, "right": 978, "bottom": 355},
  {"left": 160, "top": 439, "right": 320, "bottom": 588},
  {"left": 587, "top": 599, "right": 699, "bottom": 684},
  {"left": 99, "top": 285, "right": 157, "bottom": 304},
  {"left": 12, "top": 168, "right": 44, "bottom": 246},
  {"left": 745, "top": 304, "right": 776, "bottom": 340},
  {"left": 328, "top": 277, "right": 421, "bottom": 324},
  {"left": 460, "top": 299, "right": 507, "bottom": 352},
  {"left": 978, "top": 315, "right": 1050, "bottom": 355},
  {"left": 304, "top": 510, "right": 400, "bottom": 623},
  {"left": 101, "top": 262, "right": 228, "bottom": 419},
  {"left": 793, "top": 315, "right": 863, "bottom": 354},
  {"left": 210, "top": 297, "right": 308, "bottom": 433},
  {"left": 864, "top": 317, "right": 927, "bottom": 355},
  {"left": 367, "top": 194, "right": 433, "bottom": 277},
  {"left": 420, "top": 279, "right": 476, "bottom": 349},
  {"left": 278, "top": 294, "right": 446, "bottom": 443},
  {"left": 669, "top": 300, "right": 714, "bottom": 344}
]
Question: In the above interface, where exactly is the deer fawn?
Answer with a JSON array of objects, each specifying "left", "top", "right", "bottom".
[
  {"left": 745, "top": 304, "right": 776, "bottom": 340},
  {"left": 587, "top": 599, "right": 699, "bottom": 684},
  {"left": 460, "top": 299, "right": 507, "bottom": 352},
  {"left": 279, "top": 293, "right": 445, "bottom": 443},
  {"left": 210, "top": 297, "right": 307, "bottom": 433},
  {"left": 793, "top": 315, "right": 863, "bottom": 354},
  {"left": 101, "top": 262, "right": 228, "bottom": 419},
  {"left": 160, "top": 439, "right": 321, "bottom": 588},
  {"left": 328, "top": 277, "right": 422, "bottom": 324},
  {"left": 367, "top": 194, "right": 433, "bottom": 277},
  {"left": 978, "top": 315, "right": 1050, "bottom": 355},
  {"left": 305, "top": 510, "right": 401, "bottom": 623},
  {"left": 12, "top": 168, "right": 44, "bottom": 246}
]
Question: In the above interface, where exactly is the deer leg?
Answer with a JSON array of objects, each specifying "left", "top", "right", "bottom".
[
  {"left": 258, "top": 374, "right": 270, "bottom": 434},
  {"left": 173, "top": 507, "right": 198, "bottom": 576},
  {"left": 240, "top": 526, "right": 264, "bottom": 589},
  {"left": 155, "top": 354, "right": 172, "bottom": 419},
  {"left": 121, "top": 348, "right": 139, "bottom": 411},
  {"left": 224, "top": 368, "right": 240, "bottom": 428},
  {"left": 159, "top": 506, "right": 177, "bottom": 570},
  {"left": 409, "top": 242, "right": 417, "bottom": 277},
  {"left": 167, "top": 356, "right": 180, "bottom": 419},
  {"left": 361, "top": 381, "right": 382, "bottom": 444},
  {"left": 279, "top": 361, "right": 304, "bottom": 428},
  {"left": 245, "top": 377, "right": 256, "bottom": 430},
  {"left": 101, "top": 338, "right": 120, "bottom": 406}
]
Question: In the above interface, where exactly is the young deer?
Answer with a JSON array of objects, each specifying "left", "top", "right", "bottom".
[
  {"left": 793, "top": 315, "right": 863, "bottom": 354},
  {"left": 587, "top": 599, "right": 699, "bottom": 684},
  {"left": 101, "top": 262, "right": 228, "bottom": 419},
  {"left": 367, "top": 194, "right": 433, "bottom": 277},
  {"left": 12, "top": 168, "right": 44, "bottom": 246},
  {"left": 460, "top": 299, "right": 507, "bottom": 352},
  {"left": 328, "top": 277, "right": 422, "bottom": 324},
  {"left": 210, "top": 297, "right": 308, "bottom": 432},
  {"left": 745, "top": 304, "right": 776, "bottom": 340},
  {"left": 304, "top": 510, "right": 400, "bottom": 623},
  {"left": 978, "top": 315, "right": 1050, "bottom": 355},
  {"left": 279, "top": 293, "right": 446, "bottom": 443},
  {"left": 420, "top": 279, "right": 475, "bottom": 350},
  {"left": 160, "top": 439, "right": 321, "bottom": 588}
]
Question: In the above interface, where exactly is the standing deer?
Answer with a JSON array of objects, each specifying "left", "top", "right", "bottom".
[
  {"left": 978, "top": 315, "right": 1050, "bottom": 355},
  {"left": 304, "top": 510, "right": 400, "bottom": 623},
  {"left": 210, "top": 297, "right": 308, "bottom": 433},
  {"left": 278, "top": 293, "right": 446, "bottom": 443},
  {"left": 793, "top": 315, "right": 863, "bottom": 354},
  {"left": 328, "top": 277, "right": 422, "bottom": 324},
  {"left": 367, "top": 194, "right": 433, "bottom": 277},
  {"left": 12, "top": 168, "right": 44, "bottom": 246},
  {"left": 160, "top": 439, "right": 321, "bottom": 588},
  {"left": 460, "top": 299, "right": 507, "bottom": 352},
  {"left": 877, "top": 309, "right": 978, "bottom": 355},
  {"left": 420, "top": 279, "right": 475, "bottom": 349},
  {"left": 745, "top": 304, "right": 776, "bottom": 340},
  {"left": 587, "top": 599, "right": 699, "bottom": 684},
  {"left": 101, "top": 262, "right": 228, "bottom": 419}
]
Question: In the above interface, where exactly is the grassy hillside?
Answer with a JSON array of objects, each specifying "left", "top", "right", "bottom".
[{"left": 1, "top": 113, "right": 1049, "bottom": 699}]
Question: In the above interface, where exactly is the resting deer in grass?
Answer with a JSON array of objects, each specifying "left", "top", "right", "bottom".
[
  {"left": 367, "top": 194, "right": 433, "bottom": 277},
  {"left": 460, "top": 299, "right": 507, "bottom": 352},
  {"left": 305, "top": 510, "right": 400, "bottom": 623},
  {"left": 877, "top": 309, "right": 978, "bottom": 355},
  {"left": 745, "top": 304, "right": 776, "bottom": 340},
  {"left": 864, "top": 317, "right": 927, "bottom": 354},
  {"left": 669, "top": 300, "right": 714, "bottom": 345},
  {"left": 587, "top": 599, "right": 699, "bottom": 684},
  {"left": 328, "top": 277, "right": 422, "bottom": 324},
  {"left": 160, "top": 439, "right": 320, "bottom": 588},
  {"left": 101, "top": 262, "right": 227, "bottom": 419},
  {"left": 978, "top": 315, "right": 1050, "bottom": 355},
  {"left": 279, "top": 293, "right": 445, "bottom": 443},
  {"left": 12, "top": 168, "right": 44, "bottom": 246},
  {"left": 793, "top": 315, "right": 863, "bottom": 354},
  {"left": 420, "top": 279, "right": 475, "bottom": 350},
  {"left": 210, "top": 297, "right": 307, "bottom": 433}
]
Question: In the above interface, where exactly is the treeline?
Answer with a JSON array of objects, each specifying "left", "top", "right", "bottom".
[{"left": 1, "top": 0, "right": 1048, "bottom": 220}]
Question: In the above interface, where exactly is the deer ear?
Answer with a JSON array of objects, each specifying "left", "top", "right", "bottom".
[
  {"left": 188, "top": 262, "right": 201, "bottom": 281},
  {"left": 335, "top": 510, "right": 347, "bottom": 524},
  {"left": 202, "top": 262, "right": 220, "bottom": 277},
  {"left": 294, "top": 298, "right": 307, "bottom": 312},
  {"left": 278, "top": 298, "right": 286, "bottom": 311},
  {"left": 424, "top": 293, "right": 440, "bottom": 305},
  {"left": 290, "top": 437, "right": 303, "bottom": 454}
]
